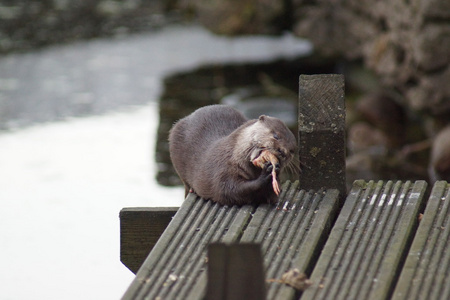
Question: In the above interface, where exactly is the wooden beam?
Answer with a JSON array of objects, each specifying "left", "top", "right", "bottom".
[
  {"left": 120, "top": 207, "right": 178, "bottom": 274},
  {"left": 298, "top": 74, "right": 346, "bottom": 201},
  {"left": 206, "top": 243, "right": 266, "bottom": 300}
]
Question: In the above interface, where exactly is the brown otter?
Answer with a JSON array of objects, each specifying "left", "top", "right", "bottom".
[{"left": 169, "top": 105, "right": 297, "bottom": 206}]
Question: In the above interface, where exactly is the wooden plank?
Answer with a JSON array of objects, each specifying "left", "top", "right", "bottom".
[
  {"left": 122, "top": 193, "right": 200, "bottom": 299},
  {"left": 392, "top": 181, "right": 450, "bottom": 300},
  {"left": 170, "top": 204, "right": 254, "bottom": 300},
  {"left": 298, "top": 74, "right": 346, "bottom": 201},
  {"left": 185, "top": 201, "right": 255, "bottom": 300},
  {"left": 206, "top": 243, "right": 266, "bottom": 300},
  {"left": 120, "top": 207, "right": 178, "bottom": 274},
  {"left": 239, "top": 181, "right": 340, "bottom": 300},
  {"left": 121, "top": 193, "right": 254, "bottom": 300},
  {"left": 300, "top": 180, "right": 427, "bottom": 300}
]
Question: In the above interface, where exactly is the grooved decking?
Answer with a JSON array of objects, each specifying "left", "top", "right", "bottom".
[
  {"left": 121, "top": 180, "right": 450, "bottom": 300},
  {"left": 122, "top": 181, "right": 340, "bottom": 300},
  {"left": 242, "top": 182, "right": 339, "bottom": 300},
  {"left": 392, "top": 181, "right": 450, "bottom": 300},
  {"left": 122, "top": 193, "right": 253, "bottom": 300},
  {"left": 300, "top": 180, "right": 427, "bottom": 300}
]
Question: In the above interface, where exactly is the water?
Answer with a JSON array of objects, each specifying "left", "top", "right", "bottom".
[
  {"left": 0, "top": 25, "right": 311, "bottom": 299},
  {"left": 0, "top": 24, "right": 312, "bottom": 130},
  {"left": 0, "top": 105, "right": 180, "bottom": 300}
]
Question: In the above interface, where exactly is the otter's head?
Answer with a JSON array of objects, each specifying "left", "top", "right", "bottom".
[{"left": 245, "top": 115, "right": 297, "bottom": 172}]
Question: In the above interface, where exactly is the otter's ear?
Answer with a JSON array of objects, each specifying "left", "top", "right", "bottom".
[{"left": 259, "top": 115, "right": 267, "bottom": 121}]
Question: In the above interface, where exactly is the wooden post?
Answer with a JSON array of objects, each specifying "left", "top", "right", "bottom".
[
  {"left": 120, "top": 207, "right": 178, "bottom": 274},
  {"left": 298, "top": 74, "right": 346, "bottom": 200},
  {"left": 206, "top": 243, "right": 266, "bottom": 300}
]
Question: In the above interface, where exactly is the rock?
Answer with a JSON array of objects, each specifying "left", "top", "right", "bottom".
[
  {"left": 407, "top": 67, "right": 450, "bottom": 114},
  {"left": 291, "top": 0, "right": 450, "bottom": 116},
  {"left": 429, "top": 126, "right": 450, "bottom": 181},
  {"left": 185, "top": 0, "right": 288, "bottom": 35},
  {"left": 355, "top": 92, "right": 406, "bottom": 147},
  {"left": 346, "top": 152, "right": 378, "bottom": 184},
  {"left": 411, "top": 24, "right": 450, "bottom": 72},
  {"left": 348, "top": 122, "right": 389, "bottom": 154}
]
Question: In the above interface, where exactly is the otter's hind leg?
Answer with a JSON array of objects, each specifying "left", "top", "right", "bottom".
[{"left": 184, "top": 184, "right": 196, "bottom": 198}]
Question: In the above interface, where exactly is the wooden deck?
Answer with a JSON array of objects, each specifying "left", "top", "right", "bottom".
[
  {"left": 122, "top": 181, "right": 339, "bottom": 299},
  {"left": 120, "top": 180, "right": 449, "bottom": 300}
]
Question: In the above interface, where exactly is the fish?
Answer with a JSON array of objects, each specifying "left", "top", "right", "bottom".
[{"left": 252, "top": 150, "right": 280, "bottom": 195}]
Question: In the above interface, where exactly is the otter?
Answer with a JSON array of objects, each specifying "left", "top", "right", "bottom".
[{"left": 169, "top": 105, "right": 297, "bottom": 206}]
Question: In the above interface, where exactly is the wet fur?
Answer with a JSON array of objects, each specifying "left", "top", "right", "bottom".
[{"left": 169, "top": 105, "right": 296, "bottom": 206}]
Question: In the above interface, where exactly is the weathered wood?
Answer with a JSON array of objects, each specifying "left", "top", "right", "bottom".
[
  {"left": 120, "top": 207, "right": 178, "bottom": 274},
  {"left": 240, "top": 181, "right": 340, "bottom": 300},
  {"left": 122, "top": 193, "right": 254, "bottom": 300},
  {"left": 206, "top": 243, "right": 266, "bottom": 300},
  {"left": 298, "top": 74, "right": 346, "bottom": 201},
  {"left": 392, "top": 181, "right": 450, "bottom": 300},
  {"left": 121, "top": 181, "right": 341, "bottom": 299},
  {"left": 300, "top": 180, "right": 428, "bottom": 300}
]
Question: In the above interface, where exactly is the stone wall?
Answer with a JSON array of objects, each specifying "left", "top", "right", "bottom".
[{"left": 293, "top": 0, "right": 450, "bottom": 117}]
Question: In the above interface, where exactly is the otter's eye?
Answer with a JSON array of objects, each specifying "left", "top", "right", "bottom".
[{"left": 273, "top": 132, "right": 280, "bottom": 140}]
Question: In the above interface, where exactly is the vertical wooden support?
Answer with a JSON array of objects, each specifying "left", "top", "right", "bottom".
[
  {"left": 206, "top": 243, "right": 266, "bottom": 300},
  {"left": 298, "top": 74, "right": 346, "bottom": 200},
  {"left": 120, "top": 207, "right": 178, "bottom": 274}
]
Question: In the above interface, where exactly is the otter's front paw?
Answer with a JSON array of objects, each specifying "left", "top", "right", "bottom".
[
  {"left": 262, "top": 162, "right": 274, "bottom": 180},
  {"left": 263, "top": 162, "right": 280, "bottom": 175},
  {"left": 262, "top": 162, "right": 281, "bottom": 196}
]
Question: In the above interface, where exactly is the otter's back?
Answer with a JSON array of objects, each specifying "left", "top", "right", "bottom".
[{"left": 169, "top": 105, "right": 248, "bottom": 185}]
